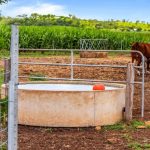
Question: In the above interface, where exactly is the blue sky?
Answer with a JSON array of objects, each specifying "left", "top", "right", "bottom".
[{"left": 0, "top": 0, "right": 150, "bottom": 22}]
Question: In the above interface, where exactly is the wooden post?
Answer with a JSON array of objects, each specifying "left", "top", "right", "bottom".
[
  {"left": 3, "top": 58, "right": 11, "bottom": 98},
  {"left": 125, "top": 63, "right": 135, "bottom": 122},
  {"left": 4, "top": 58, "right": 11, "bottom": 83}
]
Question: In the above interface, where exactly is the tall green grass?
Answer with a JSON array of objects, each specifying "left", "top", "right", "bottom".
[
  {"left": 0, "top": 25, "right": 11, "bottom": 49},
  {"left": 1, "top": 25, "right": 150, "bottom": 50},
  {"left": 0, "top": 68, "right": 8, "bottom": 129}
]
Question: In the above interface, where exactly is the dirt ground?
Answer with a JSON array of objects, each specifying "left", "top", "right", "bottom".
[
  {"left": 2, "top": 54, "right": 150, "bottom": 149},
  {"left": 18, "top": 126, "right": 150, "bottom": 150}
]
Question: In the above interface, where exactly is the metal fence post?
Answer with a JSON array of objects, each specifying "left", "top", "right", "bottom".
[
  {"left": 4, "top": 58, "right": 11, "bottom": 84},
  {"left": 70, "top": 49, "right": 74, "bottom": 80},
  {"left": 8, "top": 25, "right": 19, "bottom": 150},
  {"left": 141, "top": 55, "right": 145, "bottom": 117}
]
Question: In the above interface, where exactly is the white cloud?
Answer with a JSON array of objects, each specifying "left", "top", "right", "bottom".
[{"left": 0, "top": 2, "right": 69, "bottom": 17}]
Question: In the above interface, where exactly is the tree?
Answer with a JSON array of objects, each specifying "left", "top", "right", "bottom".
[
  {"left": 0, "top": 0, "right": 9, "bottom": 4},
  {"left": 0, "top": 0, "right": 10, "bottom": 17}
]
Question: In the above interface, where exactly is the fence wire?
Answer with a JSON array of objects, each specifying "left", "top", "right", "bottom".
[
  {"left": 0, "top": 50, "right": 10, "bottom": 150},
  {"left": 80, "top": 39, "right": 109, "bottom": 50},
  {"left": 80, "top": 39, "right": 132, "bottom": 50}
]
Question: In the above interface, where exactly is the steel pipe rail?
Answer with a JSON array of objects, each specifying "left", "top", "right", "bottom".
[
  {"left": 18, "top": 76, "right": 142, "bottom": 85},
  {"left": 19, "top": 62, "right": 128, "bottom": 68},
  {"left": 18, "top": 61, "right": 144, "bottom": 69}
]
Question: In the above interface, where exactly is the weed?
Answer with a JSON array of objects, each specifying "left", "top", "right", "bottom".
[
  {"left": 45, "top": 128, "right": 53, "bottom": 133},
  {"left": 143, "top": 144, "right": 150, "bottom": 149},
  {"left": 29, "top": 73, "right": 47, "bottom": 81},
  {"left": 0, "top": 98, "right": 8, "bottom": 127},
  {"left": 0, "top": 144, "right": 7, "bottom": 150},
  {"left": 103, "top": 122, "right": 125, "bottom": 131},
  {"left": 130, "top": 120, "right": 145, "bottom": 129},
  {"left": 0, "top": 69, "right": 4, "bottom": 86},
  {"left": 122, "top": 133, "right": 133, "bottom": 142},
  {"left": 128, "top": 142, "right": 142, "bottom": 150},
  {"left": 128, "top": 142, "right": 150, "bottom": 150}
]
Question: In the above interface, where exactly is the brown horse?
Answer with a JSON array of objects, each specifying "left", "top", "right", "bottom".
[{"left": 131, "top": 42, "right": 150, "bottom": 70}]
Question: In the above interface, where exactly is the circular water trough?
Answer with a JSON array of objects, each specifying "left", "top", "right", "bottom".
[{"left": 16, "top": 81, "right": 126, "bottom": 127}]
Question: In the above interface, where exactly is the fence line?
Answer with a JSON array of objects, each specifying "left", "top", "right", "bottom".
[
  {"left": 18, "top": 48, "right": 145, "bottom": 118},
  {"left": 0, "top": 60, "right": 9, "bottom": 149},
  {"left": 7, "top": 25, "right": 146, "bottom": 150}
]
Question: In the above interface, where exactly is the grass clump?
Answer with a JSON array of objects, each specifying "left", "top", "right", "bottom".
[
  {"left": 29, "top": 73, "right": 47, "bottom": 81},
  {"left": 130, "top": 120, "right": 145, "bottom": 129},
  {"left": 0, "top": 98, "right": 8, "bottom": 127},
  {"left": 128, "top": 142, "right": 150, "bottom": 150},
  {"left": 103, "top": 122, "right": 125, "bottom": 131},
  {"left": 0, "top": 144, "right": 7, "bottom": 150},
  {"left": 128, "top": 142, "right": 142, "bottom": 150},
  {"left": 143, "top": 144, "right": 150, "bottom": 149}
]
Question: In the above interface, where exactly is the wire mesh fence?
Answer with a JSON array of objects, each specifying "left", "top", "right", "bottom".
[
  {"left": 80, "top": 39, "right": 132, "bottom": 50},
  {"left": 80, "top": 39, "right": 109, "bottom": 50},
  {"left": 0, "top": 50, "right": 10, "bottom": 150}
]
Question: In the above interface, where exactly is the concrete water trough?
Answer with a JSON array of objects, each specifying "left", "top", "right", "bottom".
[{"left": 1, "top": 81, "right": 126, "bottom": 127}]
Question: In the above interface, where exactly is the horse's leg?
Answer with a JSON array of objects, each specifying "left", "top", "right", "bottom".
[
  {"left": 135, "top": 60, "right": 141, "bottom": 76},
  {"left": 135, "top": 59, "right": 141, "bottom": 76}
]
